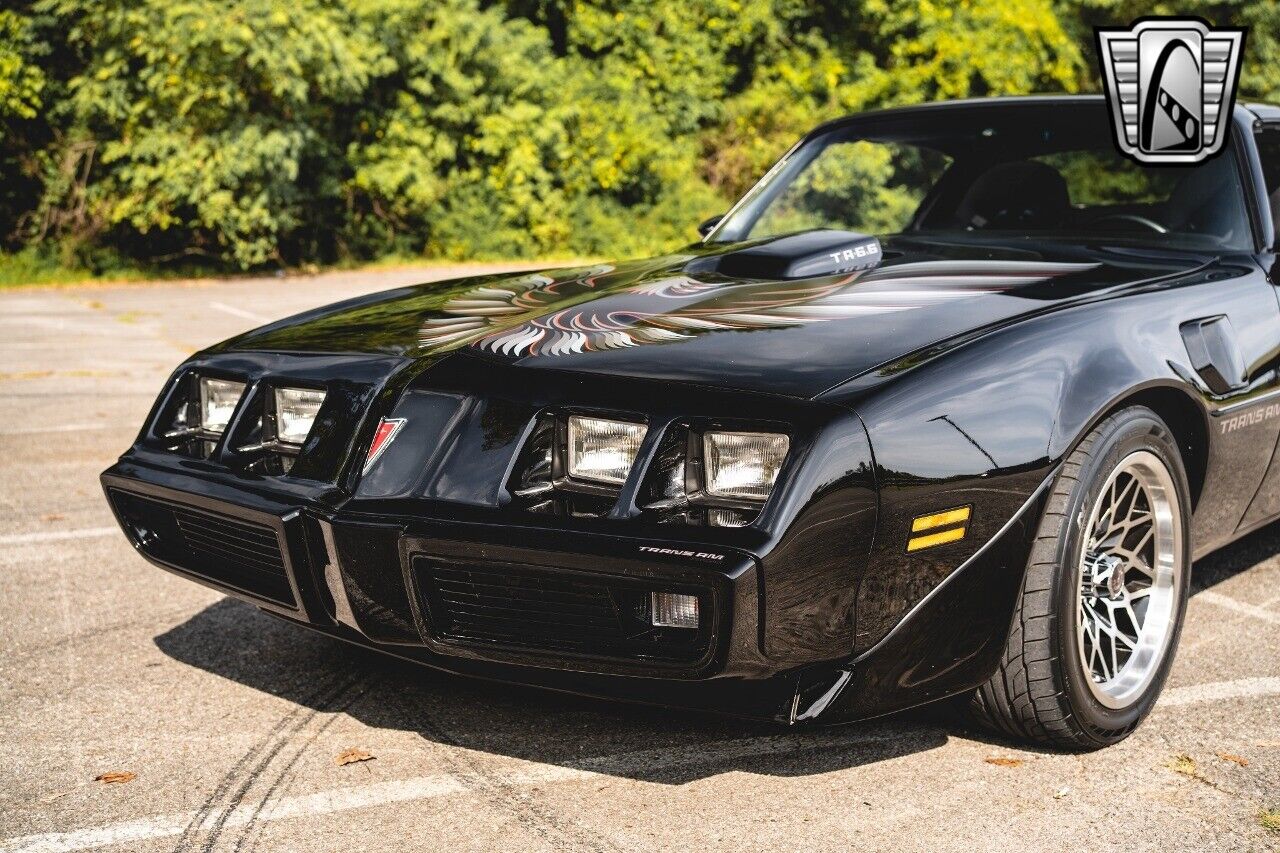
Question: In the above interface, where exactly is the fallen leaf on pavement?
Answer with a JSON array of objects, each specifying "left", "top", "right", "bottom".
[
  {"left": 985, "top": 757, "right": 1024, "bottom": 767},
  {"left": 94, "top": 771, "right": 135, "bottom": 785},
  {"left": 335, "top": 748, "right": 374, "bottom": 767},
  {"left": 1217, "top": 753, "right": 1249, "bottom": 767},
  {"left": 1169, "top": 754, "right": 1198, "bottom": 777},
  {"left": 1053, "top": 787, "right": 1070, "bottom": 799}
]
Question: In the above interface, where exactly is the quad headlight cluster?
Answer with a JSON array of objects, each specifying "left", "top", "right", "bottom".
[
  {"left": 165, "top": 375, "right": 325, "bottom": 471},
  {"left": 512, "top": 412, "right": 790, "bottom": 528}
]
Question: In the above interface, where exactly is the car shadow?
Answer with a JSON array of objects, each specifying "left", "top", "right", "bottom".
[
  {"left": 1188, "top": 517, "right": 1280, "bottom": 593},
  {"left": 152, "top": 519, "right": 1280, "bottom": 783},
  {"left": 153, "top": 598, "right": 953, "bottom": 783}
]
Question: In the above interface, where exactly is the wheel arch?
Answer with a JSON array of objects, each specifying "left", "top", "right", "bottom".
[{"left": 1065, "top": 383, "right": 1209, "bottom": 511}]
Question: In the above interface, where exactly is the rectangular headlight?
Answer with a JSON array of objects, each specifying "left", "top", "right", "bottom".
[
  {"left": 703, "top": 431, "right": 789, "bottom": 500},
  {"left": 198, "top": 377, "right": 245, "bottom": 435},
  {"left": 567, "top": 415, "right": 646, "bottom": 485},
  {"left": 274, "top": 387, "right": 326, "bottom": 446}
]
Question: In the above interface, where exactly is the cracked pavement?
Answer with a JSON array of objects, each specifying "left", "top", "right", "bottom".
[{"left": 1, "top": 267, "right": 1278, "bottom": 852}]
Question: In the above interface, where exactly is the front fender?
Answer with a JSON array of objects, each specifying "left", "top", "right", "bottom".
[{"left": 812, "top": 281, "right": 1244, "bottom": 719}]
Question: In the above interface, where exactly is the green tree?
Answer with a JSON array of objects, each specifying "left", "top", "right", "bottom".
[
  {"left": 1058, "top": 1, "right": 1280, "bottom": 102},
  {"left": 704, "top": 0, "right": 1084, "bottom": 199},
  {"left": 3, "top": 0, "right": 1273, "bottom": 275},
  {"left": 29, "top": 0, "right": 384, "bottom": 267},
  {"left": 0, "top": 8, "right": 47, "bottom": 245}
]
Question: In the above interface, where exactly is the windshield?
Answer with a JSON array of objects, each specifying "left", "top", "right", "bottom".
[{"left": 710, "top": 101, "right": 1255, "bottom": 252}]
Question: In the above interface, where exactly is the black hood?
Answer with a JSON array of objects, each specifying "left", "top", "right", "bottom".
[{"left": 217, "top": 235, "right": 1211, "bottom": 399}]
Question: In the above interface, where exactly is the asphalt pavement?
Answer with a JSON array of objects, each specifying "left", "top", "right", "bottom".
[{"left": 1, "top": 267, "right": 1278, "bottom": 852}]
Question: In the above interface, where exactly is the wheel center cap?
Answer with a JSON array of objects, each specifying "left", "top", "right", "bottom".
[
  {"left": 1106, "top": 561, "right": 1126, "bottom": 599},
  {"left": 1085, "top": 552, "right": 1126, "bottom": 600}
]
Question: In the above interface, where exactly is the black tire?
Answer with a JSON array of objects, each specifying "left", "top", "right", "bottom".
[{"left": 970, "top": 406, "right": 1192, "bottom": 750}]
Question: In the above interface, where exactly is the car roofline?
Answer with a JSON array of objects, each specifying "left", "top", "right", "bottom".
[
  {"left": 1242, "top": 102, "right": 1280, "bottom": 122},
  {"left": 805, "top": 94, "right": 1108, "bottom": 138},
  {"left": 805, "top": 93, "right": 1270, "bottom": 140}
]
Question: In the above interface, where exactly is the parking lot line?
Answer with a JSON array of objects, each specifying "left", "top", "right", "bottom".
[
  {"left": 1195, "top": 589, "right": 1280, "bottom": 626},
  {"left": 0, "top": 527, "right": 118, "bottom": 546},
  {"left": 0, "top": 424, "right": 116, "bottom": 436},
  {"left": 209, "top": 302, "right": 270, "bottom": 324},
  {"left": 0, "top": 733, "right": 886, "bottom": 853},
  {"left": 4, "top": 676, "right": 1278, "bottom": 853},
  {"left": 1159, "top": 675, "right": 1280, "bottom": 706}
]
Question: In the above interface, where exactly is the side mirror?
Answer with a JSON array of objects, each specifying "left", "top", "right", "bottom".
[{"left": 697, "top": 214, "right": 724, "bottom": 239}]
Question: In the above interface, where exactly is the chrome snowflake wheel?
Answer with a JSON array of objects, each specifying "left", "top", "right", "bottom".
[{"left": 1076, "top": 450, "right": 1184, "bottom": 710}]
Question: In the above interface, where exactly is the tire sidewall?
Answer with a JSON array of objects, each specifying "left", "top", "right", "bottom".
[{"left": 1053, "top": 408, "right": 1192, "bottom": 743}]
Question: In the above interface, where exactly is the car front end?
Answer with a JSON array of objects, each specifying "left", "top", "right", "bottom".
[{"left": 102, "top": 334, "right": 883, "bottom": 724}]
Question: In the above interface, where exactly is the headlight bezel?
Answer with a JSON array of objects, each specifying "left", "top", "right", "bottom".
[
  {"left": 159, "top": 372, "right": 248, "bottom": 459},
  {"left": 633, "top": 420, "right": 794, "bottom": 527},
  {"left": 509, "top": 409, "right": 801, "bottom": 528},
  {"left": 505, "top": 409, "right": 652, "bottom": 518}
]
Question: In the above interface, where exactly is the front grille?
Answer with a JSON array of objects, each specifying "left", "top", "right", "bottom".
[
  {"left": 415, "top": 557, "right": 710, "bottom": 663},
  {"left": 109, "top": 489, "right": 295, "bottom": 607}
]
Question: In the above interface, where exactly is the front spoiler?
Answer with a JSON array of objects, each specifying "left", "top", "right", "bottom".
[{"left": 268, "top": 610, "right": 831, "bottom": 724}]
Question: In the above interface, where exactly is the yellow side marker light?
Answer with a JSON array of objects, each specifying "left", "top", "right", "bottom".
[
  {"left": 910, "top": 505, "right": 971, "bottom": 533},
  {"left": 907, "top": 526, "right": 968, "bottom": 552},
  {"left": 907, "top": 505, "right": 971, "bottom": 552}
]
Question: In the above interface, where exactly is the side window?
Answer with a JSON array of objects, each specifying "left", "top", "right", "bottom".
[{"left": 1255, "top": 127, "right": 1280, "bottom": 247}]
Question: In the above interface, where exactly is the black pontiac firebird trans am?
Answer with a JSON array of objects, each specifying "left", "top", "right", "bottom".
[{"left": 103, "top": 96, "right": 1280, "bottom": 749}]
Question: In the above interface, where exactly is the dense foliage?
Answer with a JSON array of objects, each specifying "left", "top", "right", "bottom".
[{"left": 0, "top": 0, "right": 1275, "bottom": 273}]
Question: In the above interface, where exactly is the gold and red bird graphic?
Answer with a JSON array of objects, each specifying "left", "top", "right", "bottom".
[{"left": 417, "top": 260, "right": 1095, "bottom": 358}]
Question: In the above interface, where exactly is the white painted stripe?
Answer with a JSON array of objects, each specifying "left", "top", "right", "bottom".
[
  {"left": 6, "top": 678, "right": 1280, "bottom": 853},
  {"left": 0, "top": 423, "right": 117, "bottom": 436},
  {"left": 1, "top": 776, "right": 462, "bottom": 853},
  {"left": 1195, "top": 589, "right": 1280, "bottom": 626},
  {"left": 1160, "top": 676, "right": 1280, "bottom": 707},
  {"left": 209, "top": 302, "right": 270, "bottom": 324},
  {"left": 0, "top": 732, "right": 897, "bottom": 853},
  {"left": 0, "top": 527, "right": 118, "bottom": 546}
]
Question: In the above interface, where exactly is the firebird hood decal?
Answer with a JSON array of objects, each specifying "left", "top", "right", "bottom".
[
  {"left": 218, "top": 238, "right": 1204, "bottom": 399},
  {"left": 418, "top": 261, "right": 1095, "bottom": 358}
]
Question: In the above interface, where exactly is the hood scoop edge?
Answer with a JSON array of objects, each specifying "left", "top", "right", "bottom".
[{"left": 689, "top": 229, "right": 884, "bottom": 280}]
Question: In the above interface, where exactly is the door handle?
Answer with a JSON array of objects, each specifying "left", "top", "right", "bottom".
[{"left": 1180, "top": 315, "right": 1247, "bottom": 395}]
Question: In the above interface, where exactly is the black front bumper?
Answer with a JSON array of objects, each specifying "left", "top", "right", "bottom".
[
  {"left": 101, "top": 462, "right": 825, "bottom": 722},
  {"left": 103, "top": 446, "right": 1048, "bottom": 726}
]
